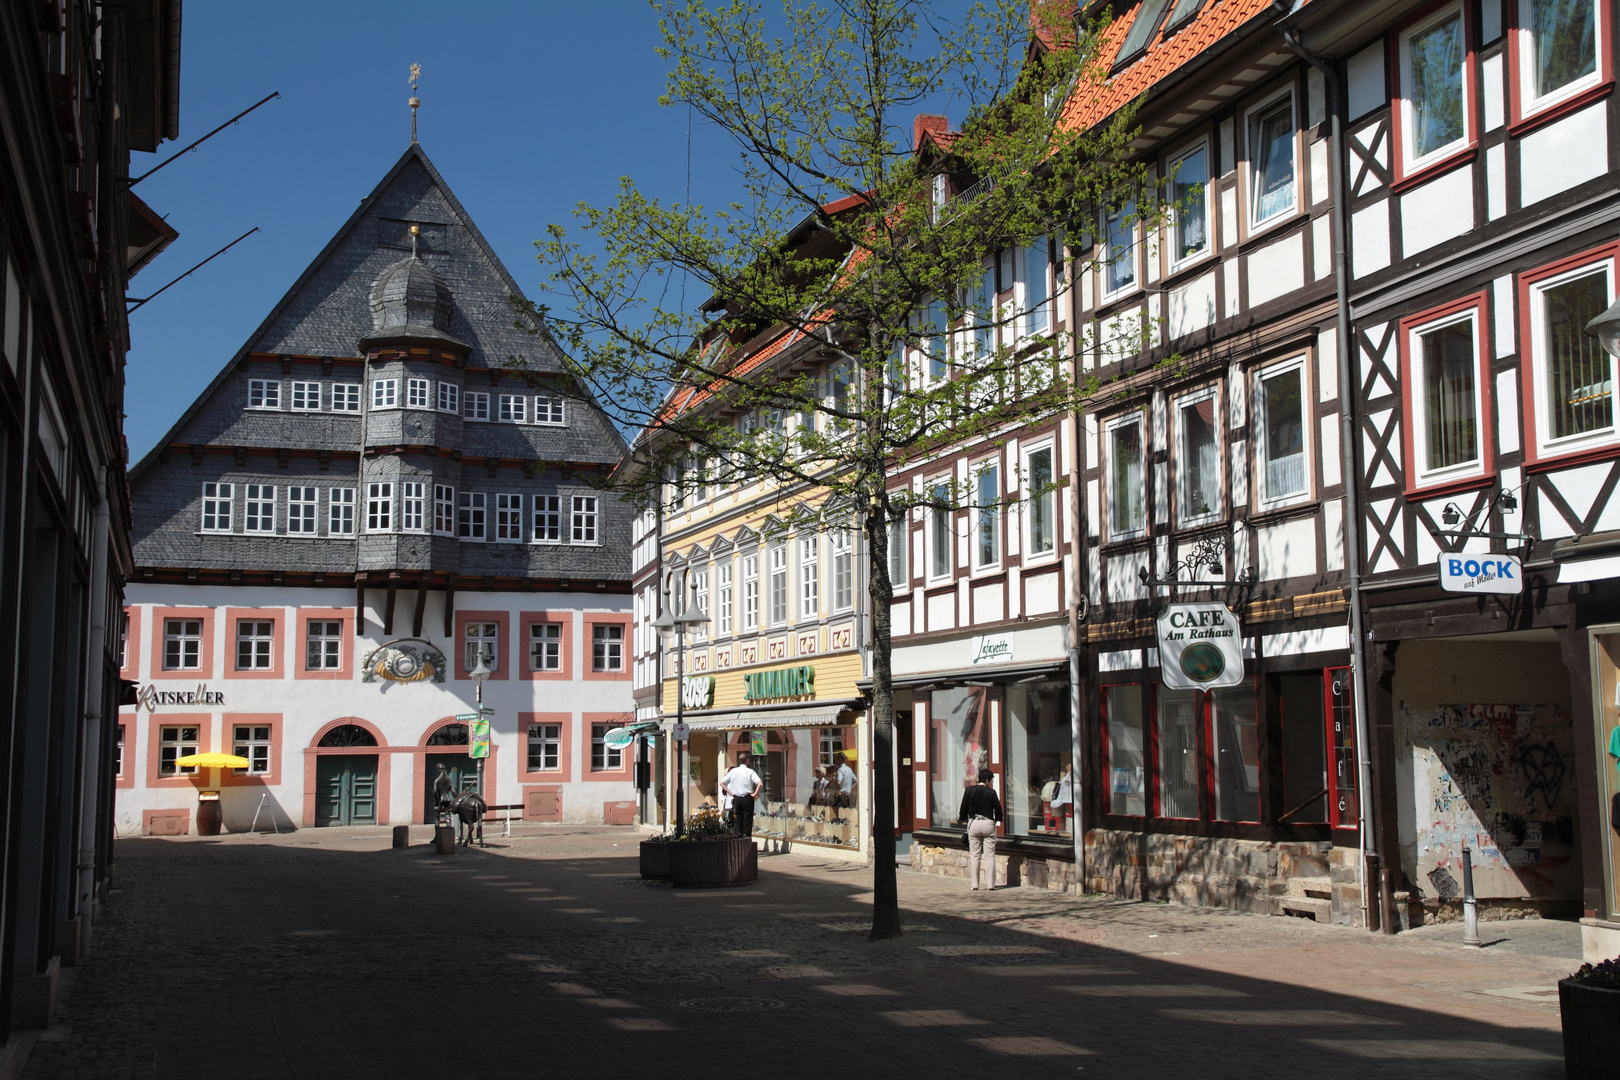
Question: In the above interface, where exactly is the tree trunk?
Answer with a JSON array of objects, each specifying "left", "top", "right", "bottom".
[{"left": 865, "top": 495, "right": 901, "bottom": 940}]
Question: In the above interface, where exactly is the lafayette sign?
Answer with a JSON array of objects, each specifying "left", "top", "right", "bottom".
[
  {"left": 1438, "top": 553, "right": 1522, "bottom": 596},
  {"left": 1156, "top": 602, "right": 1244, "bottom": 690}
]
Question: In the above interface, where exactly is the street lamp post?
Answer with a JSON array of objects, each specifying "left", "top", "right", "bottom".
[
  {"left": 652, "top": 589, "right": 708, "bottom": 837},
  {"left": 469, "top": 652, "right": 492, "bottom": 801}
]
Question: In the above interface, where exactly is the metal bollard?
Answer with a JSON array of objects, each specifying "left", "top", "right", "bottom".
[
  {"left": 1461, "top": 846, "right": 1482, "bottom": 947},
  {"left": 392, "top": 825, "right": 410, "bottom": 849},
  {"left": 434, "top": 825, "right": 456, "bottom": 855}
]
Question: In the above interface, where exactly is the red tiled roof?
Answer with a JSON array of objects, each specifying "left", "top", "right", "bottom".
[{"left": 1060, "top": 0, "right": 1295, "bottom": 133}]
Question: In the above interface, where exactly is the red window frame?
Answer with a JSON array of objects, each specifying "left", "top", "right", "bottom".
[
  {"left": 1100, "top": 681, "right": 1150, "bottom": 819},
  {"left": 1506, "top": 0, "right": 1614, "bottom": 136},
  {"left": 1517, "top": 240, "right": 1620, "bottom": 471},
  {"left": 1389, "top": 0, "right": 1480, "bottom": 191},
  {"left": 1397, "top": 290, "right": 1495, "bottom": 498},
  {"left": 1326, "top": 667, "right": 1359, "bottom": 832},
  {"left": 1206, "top": 678, "right": 1262, "bottom": 824}
]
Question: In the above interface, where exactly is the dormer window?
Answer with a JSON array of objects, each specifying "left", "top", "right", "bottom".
[
  {"left": 1116, "top": 0, "right": 1173, "bottom": 64},
  {"left": 248, "top": 379, "right": 281, "bottom": 410}
]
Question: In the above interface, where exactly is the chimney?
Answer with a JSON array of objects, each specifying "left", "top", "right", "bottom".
[{"left": 913, "top": 113, "right": 949, "bottom": 152}]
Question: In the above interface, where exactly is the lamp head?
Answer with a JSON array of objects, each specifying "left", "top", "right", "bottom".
[
  {"left": 469, "top": 653, "right": 493, "bottom": 685},
  {"left": 1584, "top": 295, "right": 1620, "bottom": 359}
]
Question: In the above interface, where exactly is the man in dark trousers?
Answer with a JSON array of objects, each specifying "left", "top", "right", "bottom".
[
  {"left": 720, "top": 751, "right": 764, "bottom": 837},
  {"left": 957, "top": 768, "right": 1003, "bottom": 890}
]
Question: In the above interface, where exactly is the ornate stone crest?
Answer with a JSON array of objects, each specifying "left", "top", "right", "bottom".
[{"left": 360, "top": 638, "right": 448, "bottom": 684}]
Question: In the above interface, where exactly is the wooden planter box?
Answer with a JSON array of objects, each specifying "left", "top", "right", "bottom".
[
  {"left": 639, "top": 840, "right": 671, "bottom": 879},
  {"left": 667, "top": 837, "right": 758, "bottom": 887},
  {"left": 1561, "top": 978, "right": 1620, "bottom": 1079}
]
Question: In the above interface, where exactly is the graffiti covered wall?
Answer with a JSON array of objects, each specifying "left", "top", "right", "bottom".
[{"left": 1393, "top": 640, "right": 1582, "bottom": 904}]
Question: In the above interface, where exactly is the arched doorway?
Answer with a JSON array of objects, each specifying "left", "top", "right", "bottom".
[
  {"left": 424, "top": 722, "right": 477, "bottom": 819},
  {"left": 315, "top": 725, "right": 379, "bottom": 827}
]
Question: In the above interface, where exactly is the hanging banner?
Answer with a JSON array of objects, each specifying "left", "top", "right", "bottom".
[
  {"left": 1156, "top": 601, "right": 1244, "bottom": 690},
  {"left": 1438, "top": 553, "right": 1521, "bottom": 595},
  {"left": 468, "top": 714, "right": 491, "bottom": 759}
]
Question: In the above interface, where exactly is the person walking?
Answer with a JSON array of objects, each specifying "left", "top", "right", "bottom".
[
  {"left": 957, "top": 768, "right": 1002, "bottom": 891},
  {"left": 720, "top": 751, "right": 764, "bottom": 837}
]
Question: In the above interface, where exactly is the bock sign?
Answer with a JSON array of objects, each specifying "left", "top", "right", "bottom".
[
  {"left": 1156, "top": 602, "right": 1244, "bottom": 690},
  {"left": 1437, "top": 553, "right": 1521, "bottom": 596}
]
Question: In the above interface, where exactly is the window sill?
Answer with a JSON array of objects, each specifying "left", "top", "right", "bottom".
[
  {"left": 1241, "top": 205, "right": 1304, "bottom": 247},
  {"left": 1402, "top": 471, "right": 1493, "bottom": 501},
  {"left": 1508, "top": 80, "right": 1613, "bottom": 139},
  {"left": 1246, "top": 500, "right": 1319, "bottom": 528},
  {"left": 1525, "top": 438, "right": 1620, "bottom": 475},
  {"left": 1390, "top": 145, "right": 1477, "bottom": 195}
]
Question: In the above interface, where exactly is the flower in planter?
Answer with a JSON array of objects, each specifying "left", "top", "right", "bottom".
[
  {"left": 676, "top": 807, "right": 742, "bottom": 840},
  {"left": 1569, "top": 957, "right": 1620, "bottom": 990}
]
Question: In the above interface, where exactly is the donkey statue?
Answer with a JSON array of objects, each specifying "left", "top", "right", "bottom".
[{"left": 449, "top": 789, "right": 487, "bottom": 847}]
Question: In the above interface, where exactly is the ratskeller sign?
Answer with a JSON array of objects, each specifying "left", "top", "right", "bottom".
[{"left": 1156, "top": 602, "right": 1244, "bottom": 690}]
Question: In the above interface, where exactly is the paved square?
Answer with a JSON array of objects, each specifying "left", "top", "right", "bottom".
[{"left": 24, "top": 826, "right": 1575, "bottom": 1079}]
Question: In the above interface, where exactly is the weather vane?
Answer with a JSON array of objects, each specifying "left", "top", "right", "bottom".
[{"left": 409, "top": 63, "right": 421, "bottom": 144}]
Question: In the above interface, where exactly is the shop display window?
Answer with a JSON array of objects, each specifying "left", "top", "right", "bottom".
[
  {"left": 1005, "top": 679, "right": 1072, "bottom": 837},
  {"left": 1104, "top": 683, "right": 1147, "bottom": 816},
  {"left": 930, "top": 686, "right": 991, "bottom": 827},
  {"left": 1211, "top": 682, "right": 1261, "bottom": 822},
  {"left": 700, "top": 726, "right": 862, "bottom": 850},
  {"left": 1157, "top": 688, "right": 1200, "bottom": 819}
]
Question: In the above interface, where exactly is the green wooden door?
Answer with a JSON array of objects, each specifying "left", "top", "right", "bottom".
[
  {"left": 316, "top": 755, "right": 379, "bottom": 826},
  {"left": 424, "top": 753, "right": 479, "bottom": 820}
]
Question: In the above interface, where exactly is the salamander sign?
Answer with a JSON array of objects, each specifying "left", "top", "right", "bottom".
[
  {"left": 1437, "top": 554, "right": 1521, "bottom": 596},
  {"left": 1156, "top": 602, "right": 1244, "bottom": 690},
  {"left": 744, "top": 664, "right": 815, "bottom": 702}
]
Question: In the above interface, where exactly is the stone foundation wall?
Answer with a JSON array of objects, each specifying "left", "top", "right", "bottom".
[{"left": 909, "top": 830, "right": 1364, "bottom": 927}]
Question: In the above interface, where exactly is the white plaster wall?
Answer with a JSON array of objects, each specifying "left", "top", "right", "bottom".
[
  {"left": 1520, "top": 102, "right": 1609, "bottom": 207},
  {"left": 1400, "top": 166, "right": 1474, "bottom": 256},
  {"left": 1352, "top": 200, "right": 1391, "bottom": 277},
  {"left": 1166, "top": 271, "right": 1216, "bottom": 340},
  {"left": 114, "top": 583, "right": 634, "bottom": 834},
  {"left": 1246, "top": 231, "right": 1306, "bottom": 308},
  {"left": 1256, "top": 516, "right": 1318, "bottom": 581}
]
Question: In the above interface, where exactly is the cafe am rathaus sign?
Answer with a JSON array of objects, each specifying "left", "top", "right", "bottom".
[{"left": 1156, "top": 602, "right": 1244, "bottom": 690}]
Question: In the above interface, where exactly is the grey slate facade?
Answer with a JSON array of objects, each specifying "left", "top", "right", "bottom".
[{"left": 129, "top": 145, "right": 630, "bottom": 598}]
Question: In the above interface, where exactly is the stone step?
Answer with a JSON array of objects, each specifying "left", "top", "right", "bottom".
[
  {"left": 1285, "top": 876, "right": 1334, "bottom": 900},
  {"left": 1274, "top": 895, "right": 1334, "bottom": 922}
]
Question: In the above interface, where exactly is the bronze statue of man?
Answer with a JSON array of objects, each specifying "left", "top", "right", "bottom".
[{"left": 432, "top": 763, "right": 456, "bottom": 813}]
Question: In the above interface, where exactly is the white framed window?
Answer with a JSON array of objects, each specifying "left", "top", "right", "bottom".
[
  {"left": 366, "top": 482, "right": 393, "bottom": 532},
  {"left": 306, "top": 620, "right": 342, "bottom": 669},
  {"left": 235, "top": 619, "right": 274, "bottom": 670},
  {"left": 928, "top": 481, "right": 953, "bottom": 579},
  {"left": 529, "top": 622, "right": 562, "bottom": 671},
  {"left": 200, "top": 482, "right": 233, "bottom": 533},
  {"left": 247, "top": 378, "right": 281, "bottom": 409},
  {"left": 464, "top": 391, "right": 490, "bottom": 421},
  {"left": 1105, "top": 413, "right": 1147, "bottom": 541},
  {"left": 1246, "top": 89, "right": 1297, "bottom": 230},
  {"left": 1514, "top": 0, "right": 1604, "bottom": 123},
  {"left": 532, "top": 494, "right": 562, "bottom": 543},
  {"left": 591, "top": 721, "right": 623, "bottom": 769},
  {"left": 464, "top": 621, "right": 498, "bottom": 671},
  {"left": 1397, "top": 2, "right": 1471, "bottom": 176},
  {"left": 244, "top": 484, "right": 275, "bottom": 534},
  {"left": 799, "top": 535, "right": 819, "bottom": 620},
  {"left": 921, "top": 298, "right": 948, "bottom": 382},
  {"left": 1024, "top": 446, "right": 1058, "bottom": 556},
  {"left": 971, "top": 261, "right": 996, "bottom": 362},
  {"left": 1168, "top": 140, "right": 1211, "bottom": 269},
  {"left": 458, "top": 492, "right": 487, "bottom": 541},
  {"left": 742, "top": 553, "right": 760, "bottom": 631},
  {"left": 534, "top": 394, "right": 565, "bottom": 425},
  {"left": 1173, "top": 389, "right": 1223, "bottom": 526},
  {"left": 400, "top": 481, "right": 426, "bottom": 532},
  {"left": 1255, "top": 357, "right": 1310, "bottom": 506},
  {"left": 592, "top": 624, "right": 624, "bottom": 672},
  {"left": 527, "top": 722, "right": 561, "bottom": 771},
  {"left": 437, "top": 381, "right": 460, "bottom": 413},
  {"left": 571, "top": 496, "right": 598, "bottom": 544},
  {"left": 233, "top": 724, "right": 272, "bottom": 774},
  {"left": 974, "top": 462, "right": 1001, "bottom": 568},
  {"left": 831, "top": 529, "right": 854, "bottom": 612},
  {"left": 1527, "top": 256, "right": 1617, "bottom": 461},
  {"left": 717, "top": 561, "right": 734, "bottom": 635},
  {"left": 1102, "top": 200, "right": 1138, "bottom": 299},
  {"left": 371, "top": 378, "right": 397, "bottom": 409},
  {"left": 433, "top": 484, "right": 456, "bottom": 535},
  {"left": 692, "top": 569, "right": 709, "bottom": 639},
  {"left": 331, "top": 383, "right": 361, "bottom": 412},
  {"left": 495, "top": 493, "right": 524, "bottom": 542},
  {"left": 406, "top": 377, "right": 432, "bottom": 408},
  {"left": 768, "top": 541, "right": 789, "bottom": 626},
  {"left": 290, "top": 380, "right": 322, "bottom": 411},
  {"left": 1024, "top": 237, "right": 1050, "bottom": 336},
  {"left": 888, "top": 516, "right": 908, "bottom": 588},
  {"left": 498, "top": 394, "right": 527, "bottom": 423},
  {"left": 163, "top": 619, "right": 202, "bottom": 670},
  {"left": 287, "top": 486, "right": 317, "bottom": 534},
  {"left": 329, "top": 488, "right": 356, "bottom": 536},
  {"left": 159, "top": 724, "right": 199, "bottom": 775},
  {"left": 1406, "top": 304, "right": 1487, "bottom": 488}
]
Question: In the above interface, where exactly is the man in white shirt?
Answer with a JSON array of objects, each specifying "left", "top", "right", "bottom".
[
  {"left": 832, "top": 757, "right": 856, "bottom": 809},
  {"left": 720, "top": 751, "right": 764, "bottom": 837}
]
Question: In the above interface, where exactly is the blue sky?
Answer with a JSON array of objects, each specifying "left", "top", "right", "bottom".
[{"left": 124, "top": 1, "right": 748, "bottom": 460}]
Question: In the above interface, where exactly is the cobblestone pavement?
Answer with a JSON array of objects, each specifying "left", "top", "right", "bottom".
[{"left": 23, "top": 825, "right": 1578, "bottom": 1080}]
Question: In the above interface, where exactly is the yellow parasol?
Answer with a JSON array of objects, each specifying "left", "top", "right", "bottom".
[{"left": 174, "top": 753, "right": 251, "bottom": 770}]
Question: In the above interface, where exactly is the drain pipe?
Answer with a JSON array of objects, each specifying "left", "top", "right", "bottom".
[
  {"left": 1274, "top": 9, "right": 1379, "bottom": 931},
  {"left": 78, "top": 467, "right": 112, "bottom": 929}
]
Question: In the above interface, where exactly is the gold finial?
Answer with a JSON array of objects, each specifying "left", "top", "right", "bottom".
[
  {"left": 409, "top": 63, "right": 421, "bottom": 143},
  {"left": 409, "top": 223, "right": 420, "bottom": 257}
]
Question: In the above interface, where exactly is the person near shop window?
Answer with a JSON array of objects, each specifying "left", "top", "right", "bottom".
[
  {"left": 832, "top": 755, "right": 856, "bottom": 821},
  {"left": 957, "top": 768, "right": 1003, "bottom": 891},
  {"left": 721, "top": 752, "right": 764, "bottom": 837},
  {"left": 1046, "top": 764, "right": 1073, "bottom": 832}
]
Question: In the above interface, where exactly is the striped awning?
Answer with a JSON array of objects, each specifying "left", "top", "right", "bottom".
[{"left": 680, "top": 703, "right": 858, "bottom": 732}]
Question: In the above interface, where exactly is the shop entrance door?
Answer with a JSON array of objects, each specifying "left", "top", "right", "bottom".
[
  {"left": 894, "top": 711, "right": 914, "bottom": 840},
  {"left": 424, "top": 753, "right": 479, "bottom": 820},
  {"left": 315, "top": 755, "right": 378, "bottom": 826},
  {"left": 686, "top": 732, "right": 721, "bottom": 814}
]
